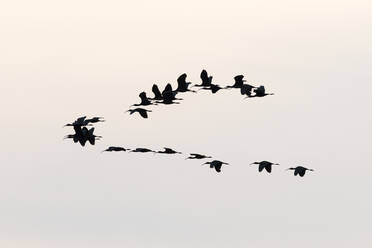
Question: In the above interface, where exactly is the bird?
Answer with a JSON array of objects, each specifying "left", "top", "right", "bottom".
[
  {"left": 251, "top": 161, "right": 279, "bottom": 173},
  {"left": 186, "top": 153, "right": 212, "bottom": 160},
  {"left": 240, "top": 84, "right": 256, "bottom": 97},
  {"left": 199, "top": 83, "right": 223, "bottom": 94},
  {"left": 64, "top": 116, "right": 104, "bottom": 127},
  {"left": 131, "top": 92, "right": 154, "bottom": 107},
  {"left": 156, "top": 147, "right": 182, "bottom": 154},
  {"left": 149, "top": 84, "right": 163, "bottom": 100},
  {"left": 158, "top": 83, "right": 181, "bottom": 105},
  {"left": 287, "top": 166, "right": 314, "bottom": 177},
  {"left": 225, "top": 75, "right": 245, "bottom": 89},
  {"left": 130, "top": 148, "right": 155, "bottom": 153},
  {"left": 203, "top": 160, "right": 229, "bottom": 173},
  {"left": 194, "top": 69, "right": 212, "bottom": 87},
  {"left": 64, "top": 116, "right": 89, "bottom": 127},
  {"left": 175, "top": 73, "right": 195, "bottom": 93},
  {"left": 249, "top": 85, "right": 274, "bottom": 98},
  {"left": 102, "top": 146, "right": 129, "bottom": 152},
  {"left": 64, "top": 126, "right": 101, "bottom": 146},
  {"left": 126, "top": 108, "right": 152, "bottom": 119},
  {"left": 84, "top": 127, "right": 102, "bottom": 145}
]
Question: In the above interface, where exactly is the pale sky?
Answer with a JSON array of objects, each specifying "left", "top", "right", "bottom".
[{"left": 1, "top": 1, "right": 371, "bottom": 247}]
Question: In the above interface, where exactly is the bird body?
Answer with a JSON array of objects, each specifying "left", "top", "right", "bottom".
[
  {"left": 203, "top": 160, "right": 229, "bottom": 173},
  {"left": 250, "top": 85, "right": 274, "bottom": 97},
  {"left": 225, "top": 75, "right": 246, "bottom": 89},
  {"left": 130, "top": 148, "right": 155, "bottom": 153},
  {"left": 251, "top": 161, "right": 279, "bottom": 173},
  {"left": 127, "top": 108, "right": 152, "bottom": 118},
  {"left": 132, "top": 92, "right": 153, "bottom": 106},
  {"left": 287, "top": 166, "right": 314, "bottom": 177},
  {"left": 102, "top": 146, "right": 129, "bottom": 152},
  {"left": 194, "top": 69, "right": 212, "bottom": 87},
  {"left": 186, "top": 153, "right": 212, "bottom": 159},
  {"left": 157, "top": 147, "right": 182, "bottom": 154}
]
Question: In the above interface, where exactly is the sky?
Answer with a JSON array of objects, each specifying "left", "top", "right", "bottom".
[{"left": 1, "top": 0, "right": 371, "bottom": 247}]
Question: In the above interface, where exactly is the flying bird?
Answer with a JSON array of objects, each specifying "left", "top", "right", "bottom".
[
  {"left": 131, "top": 92, "right": 154, "bottom": 107},
  {"left": 199, "top": 83, "right": 223, "bottom": 94},
  {"left": 194, "top": 69, "right": 212, "bottom": 87},
  {"left": 102, "top": 146, "right": 130, "bottom": 152},
  {"left": 225, "top": 75, "right": 245, "bottom": 89},
  {"left": 158, "top": 84, "right": 181, "bottom": 105},
  {"left": 130, "top": 148, "right": 155, "bottom": 153},
  {"left": 126, "top": 108, "right": 152, "bottom": 119},
  {"left": 156, "top": 147, "right": 182, "bottom": 154},
  {"left": 149, "top": 84, "right": 163, "bottom": 100},
  {"left": 203, "top": 160, "right": 229, "bottom": 173},
  {"left": 175, "top": 73, "right": 195, "bottom": 93},
  {"left": 64, "top": 126, "right": 101, "bottom": 146},
  {"left": 186, "top": 153, "right": 212, "bottom": 160},
  {"left": 240, "top": 84, "right": 256, "bottom": 97},
  {"left": 251, "top": 161, "right": 279, "bottom": 173},
  {"left": 64, "top": 116, "right": 88, "bottom": 127},
  {"left": 249, "top": 85, "right": 274, "bottom": 98},
  {"left": 287, "top": 166, "right": 314, "bottom": 177}
]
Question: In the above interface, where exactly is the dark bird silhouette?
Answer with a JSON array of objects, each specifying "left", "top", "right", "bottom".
[
  {"left": 130, "top": 148, "right": 155, "bottom": 153},
  {"left": 158, "top": 83, "right": 181, "bottom": 105},
  {"left": 149, "top": 84, "right": 163, "bottom": 100},
  {"left": 156, "top": 147, "right": 182, "bottom": 154},
  {"left": 84, "top": 127, "right": 102, "bottom": 145},
  {"left": 240, "top": 84, "right": 256, "bottom": 97},
  {"left": 64, "top": 116, "right": 89, "bottom": 127},
  {"left": 64, "top": 126, "right": 101, "bottom": 146},
  {"left": 64, "top": 116, "right": 104, "bottom": 127},
  {"left": 287, "top": 166, "right": 314, "bottom": 177},
  {"left": 186, "top": 153, "right": 212, "bottom": 160},
  {"left": 251, "top": 161, "right": 279, "bottom": 173},
  {"left": 225, "top": 75, "right": 245, "bottom": 89},
  {"left": 203, "top": 160, "right": 229, "bottom": 173},
  {"left": 199, "top": 83, "right": 223, "bottom": 94},
  {"left": 126, "top": 108, "right": 152, "bottom": 119},
  {"left": 131, "top": 92, "right": 154, "bottom": 107},
  {"left": 102, "top": 146, "right": 129, "bottom": 152},
  {"left": 194, "top": 69, "right": 212, "bottom": 87},
  {"left": 249, "top": 85, "right": 274, "bottom": 98},
  {"left": 176, "top": 73, "right": 195, "bottom": 93}
]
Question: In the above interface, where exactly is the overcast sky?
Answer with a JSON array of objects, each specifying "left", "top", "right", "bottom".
[{"left": 1, "top": 0, "right": 371, "bottom": 247}]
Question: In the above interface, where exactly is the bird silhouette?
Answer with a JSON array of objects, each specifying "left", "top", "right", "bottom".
[
  {"left": 287, "top": 166, "right": 314, "bottom": 177},
  {"left": 240, "top": 84, "right": 256, "bottom": 97},
  {"left": 225, "top": 75, "right": 245, "bottom": 89},
  {"left": 186, "top": 153, "right": 212, "bottom": 160},
  {"left": 64, "top": 126, "right": 101, "bottom": 146},
  {"left": 64, "top": 116, "right": 104, "bottom": 127},
  {"left": 158, "top": 83, "right": 181, "bottom": 105},
  {"left": 84, "top": 117, "right": 105, "bottom": 124},
  {"left": 194, "top": 69, "right": 213, "bottom": 87},
  {"left": 131, "top": 92, "right": 154, "bottom": 107},
  {"left": 102, "top": 146, "right": 130, "bottom": 152},
  {"left": 130, "top": 148, "right": 155, "bottom": 153},
  {"left": 64, "top": 116, "right": 89, "bottom": 127},
  {"left": 248, "top": 85, "right": 274, "bottom": 98},
  {"left": 199, "top": 83, "right": 223, "bottom": 94},
  {"left": 203, "top": 160, "right": 229, "bottom": 173},
  {"left": 156, "top": 147, "right": 182, "bottom": 154},
  {"left": 175, "top": 73, "right": 195, "bottom": 93},
  {"left": 126, "top": 108, "right": 152, "bottom": 119},
  {"left": 149, "top": 84, "right": 163, "bottom": 100},
  {"left": 251, "top": 161, "right": 279, "bottom": 173}
]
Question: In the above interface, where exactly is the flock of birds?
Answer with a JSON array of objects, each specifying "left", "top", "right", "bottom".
[
  {"left": 126, "top": 69, "right": 273, "bottom": 118},
  {"left": 63, "top": 69, "right": 314, "bottom": 177}
]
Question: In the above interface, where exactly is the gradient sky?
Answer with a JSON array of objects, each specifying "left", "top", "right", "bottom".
[{"left": 1, "top": 1, "right": 371, "bottom": 247}]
